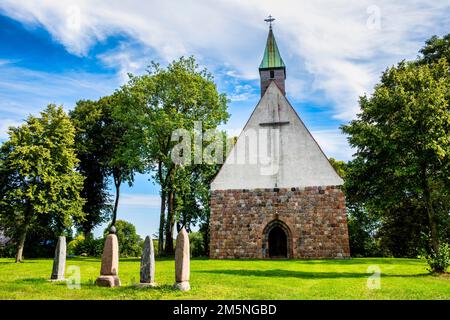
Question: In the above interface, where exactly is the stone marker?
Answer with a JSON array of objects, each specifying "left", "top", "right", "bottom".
[
  {"left": 173, "top": 227, "right": 190, "bottom": 291},
  {"left": 139, "top": 236, "right": 156, "bottom": 287},
  {"left": 96, "top": 233, "right": 121, "bottom": 287},
  {"left": 50, "top": 236, "right": 66, "bottom": 281}
]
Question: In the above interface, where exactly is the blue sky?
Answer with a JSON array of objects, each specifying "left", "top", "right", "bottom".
[{"left": 0, "top": 1, "right": 449, "bottom": 239}]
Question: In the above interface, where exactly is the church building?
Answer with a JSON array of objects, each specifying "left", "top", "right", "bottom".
[{"left": 209, "top": 19, "right": 351, "bottom": 259}]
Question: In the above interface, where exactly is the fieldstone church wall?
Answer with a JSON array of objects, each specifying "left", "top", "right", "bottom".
[{"left": 209, "top": 186, "right": 350, "bottom": 259}]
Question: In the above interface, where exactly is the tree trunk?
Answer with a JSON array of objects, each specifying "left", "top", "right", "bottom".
[
  {"left": 112, "top": 182, "right": 120, "bottom": 225},
  {"left": 111, "top": 172, "right": 121, "bottom": 231},
  {"left": 179, "top": 209, "right": 189, "bottom": 232},
  {"left": 158, "top": 188, "right": 166, "bottom": 256},
  {"left": 164, "top": 190, "right": 175, "bottom": 255},
  {"left": 157, "top": 161, "right": 166, "bottom": 256},
  {"left": 84, "top": 229, "right": 93, "bottom": 240},
  {"left": 15, "top": 225, "right": 28, "bottom": 263},
  {"left": 422, "top": 173, "right": 439, "bottom": 253},
  {"left": 203, "top": 217, "right": 210, "bottom": 257}
]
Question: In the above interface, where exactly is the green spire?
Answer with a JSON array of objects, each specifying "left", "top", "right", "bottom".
[{"left": 259, "top": 27, "right": 285, "bottom": 69}]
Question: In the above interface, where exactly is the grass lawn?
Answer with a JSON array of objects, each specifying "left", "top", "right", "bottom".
[{"left": 0, "top": 257, "right": 448, "bottom": 299}]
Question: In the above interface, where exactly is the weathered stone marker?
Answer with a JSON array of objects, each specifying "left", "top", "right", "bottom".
[
  {"left": 50, "top": 236, "right": 66, "bottom": 281},
  {"left": 139, "top": 236, "right": 156, "bottom": 287},
  {"left": 173, "top": 227, "right": 190, "bottom": 291},
  {"left": 96, "top": 233, "right": 121, "bottom": 287}
]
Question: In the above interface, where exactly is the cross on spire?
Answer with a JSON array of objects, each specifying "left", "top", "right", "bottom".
[{"left": 264, "top": 15, "right": 275, "bottom": 29}]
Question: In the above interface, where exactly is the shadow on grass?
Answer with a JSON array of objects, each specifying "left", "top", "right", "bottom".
[
  {"left": 196, "top": 269, "right": 430, "bottom": 279},
  {"left": 67, "top": 257, "right": 102, "bottom": 263},
  {"left": 15, "top": 278, "right": 51, "bottom": 284},
  {"left": 67, "top": 256, "right": 176, "bottom": 263},
  {"left": 132, "top": 283, "right": 174, "bottom": 291},
  {"left": 0, "top": 260, "right": 39, "bottom": 265},
  {"left": 314, "top": 258, "right": 425, "bottom": 265},
  {"left": 208, "top": 258, "right": 425, "bottom": 266},
  {"left": 78, "top": 281, "right": 177, "bottom": 294}
]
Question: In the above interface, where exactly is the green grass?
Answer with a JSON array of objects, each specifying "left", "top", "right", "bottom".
[{"left": 0, "top": 257, "right": 448, "bottom": 299}]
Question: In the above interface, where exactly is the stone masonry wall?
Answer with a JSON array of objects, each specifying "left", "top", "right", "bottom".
[{"left": 209, "top": 186, "right": 350, "bottom": 259}]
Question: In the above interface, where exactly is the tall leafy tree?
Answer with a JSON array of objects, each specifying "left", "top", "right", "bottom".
[
  {"left": 174, "top": 163, "right": 223, "bottom": 256},
  {"left": 328, "top": 157, "right": 347, "bottom": 179},
  {"left": 174, "top": 132, "right": 234, "bottom": 254},
  {"left": 101, "top": 94, "right": 140, "bottom": 232},
  {"left": 70, "top": 100, "right": 112, "bottom": 238},
  {"left": 70, "top": 95, "right": 138, "bottom": 236},
  {"left": 418, "top": 34, "right": 450, "bottom": 65},
  {"left": 0, "top": 105, "right": 84, "bottom": 262},
  {"left": 116, "top": 56, "right": 229, "bottom": 255},
  {"left": 341, "top": 57, "right": 449, "bottom": 257},
  {"left": 346, "top": 203, "right": 381, "bottom": 257}
]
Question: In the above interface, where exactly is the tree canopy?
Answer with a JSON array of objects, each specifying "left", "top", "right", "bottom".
[
  {"left": 0, "top": 105, "right": 85, "bottom": 262},
  {"left": 115, "top": 56, "right": 229, "bottom": 255},
  {"left": 341, "top": 35, "right": 450, "bottom": 266},
  {"left": 70, "top": 99, "right": 112, "bottom": 238}
]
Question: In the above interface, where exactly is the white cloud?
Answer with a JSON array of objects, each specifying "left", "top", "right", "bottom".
[
  {"left": 229, "top": 84, "right": 257, "bottom": 102},
  {"left": 241, "top": 0, "right": 449, "bottom": 119},
  {"left": 229, "top": 92, "right": 254, "bottom": 102},
  {"left": 97, "top": 42, "right": 151, "bottom": 83},
  {"left": 0, "top": 0, "right": 448, "bottom": 121},
  {"left": 0, "top": 118, "right": 21, "bottom": 139},
  {"left": 0, "top": 59, "right": 18, "bottom": 66},
  {"left": 311, "top": 129, "right": 354, "bottom": 161},
  {"left": 118, "top": 193, "right": 161, "bottom": 209},
  {"left": 0, "top": 64, "right": 119, "bottom": 119}
]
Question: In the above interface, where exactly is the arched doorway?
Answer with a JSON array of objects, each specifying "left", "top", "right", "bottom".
[
  {"left": 262, "top": 219, "right": 292, "bottom": 259},
  {"left": 268, "top": 226, "right": 287, "bottom": 258}
]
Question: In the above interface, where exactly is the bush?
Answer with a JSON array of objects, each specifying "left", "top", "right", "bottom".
[
  {"left": 67, "top": 235, "right": 85, "bottom": 255},
  {"left": 153, "top": 239, "right": 159, "bottom": 256},
  {"left": 0, "top": 216, "right": 74, "bottom": 259},
  {"left": 346, "top": 205, "right": 383, "bottom": 257},
  {"left": 425, "top": 243, "right": 450, "bottom": 273},
  {"left": 81, "top": 238, "right": 104, "bottom": 257},
  {"left": 0, "top": 242, "right": 16, "bottom": 258},
  {"left": 69, "top": 220, "right": 144, "bottom": 258},
  {"left": 68, "top": 236, "right": 104, "bottom": 257},
  {"left": 104, "top": 220, "right": 142, "bottom": 257},
  {"left": 189, "top": 231, "right": 205, "bottom": 257}
]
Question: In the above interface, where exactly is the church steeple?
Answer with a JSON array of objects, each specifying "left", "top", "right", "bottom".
[{"left": 259, "top": 16, "right": 286, "bottom": 97}]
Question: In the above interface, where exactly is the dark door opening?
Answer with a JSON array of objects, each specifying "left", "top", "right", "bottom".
[{"left": 268, "top": 226, "right": 287, "bottom": 258}]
